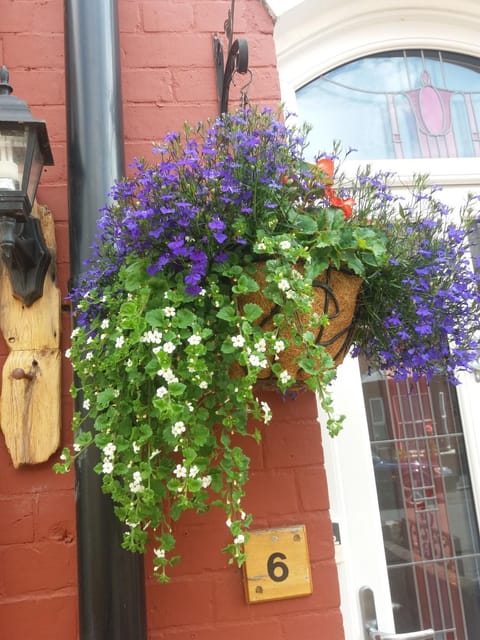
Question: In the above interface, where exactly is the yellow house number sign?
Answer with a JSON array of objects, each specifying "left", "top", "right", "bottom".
[{"left": 243, "top": 525, "right": 313, "bottom": 603}]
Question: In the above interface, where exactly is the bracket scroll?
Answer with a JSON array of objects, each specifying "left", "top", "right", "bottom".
[{"left": 213, "top": 0, "right": 249, "bottom": 114}]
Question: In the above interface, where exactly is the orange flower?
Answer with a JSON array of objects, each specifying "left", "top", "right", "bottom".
[
  {"left": 340, "top": 197, "right": 355, "bottom": 219},
  {"left": 316, "top": 157, "right": 335, "bottom": 180},
  {"left": 326, "top": 186, "right": 355, "bottom": 219}
]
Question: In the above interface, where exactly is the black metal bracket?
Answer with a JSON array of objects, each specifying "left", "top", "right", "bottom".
[
  {"left": 213, "top": 0, "right": 249, "bottom": 114},
  {"left": 0, "top": 216, "right": 51, "bottom": 307}
]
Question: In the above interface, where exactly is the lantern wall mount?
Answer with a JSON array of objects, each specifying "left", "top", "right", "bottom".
[
  {"left": 213, "top": 0, "right": 249, "bottom": 114},
  {"left": 0, "top": 65, "right": 54, "bottom": 306}
]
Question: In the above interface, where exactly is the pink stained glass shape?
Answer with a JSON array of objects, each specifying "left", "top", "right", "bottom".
[
  {"left": 406, "top": 72, "right": 453, "bottom": 137},
  {"left": 418, "top": 85, "right": 448, "bottom": 134}
]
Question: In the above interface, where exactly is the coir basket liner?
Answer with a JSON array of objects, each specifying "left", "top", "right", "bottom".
[{"left": 238, "top": 265, "right": 363, "bottom": 382}]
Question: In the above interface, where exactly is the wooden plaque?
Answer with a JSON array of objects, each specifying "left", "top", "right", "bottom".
[{"left": 243, "top": 525, "right": 313, "bottom": 603}]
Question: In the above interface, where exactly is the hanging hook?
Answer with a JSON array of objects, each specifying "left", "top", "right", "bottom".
[{"left": 233, "top": 69, "right": 253, "bottom": 109}]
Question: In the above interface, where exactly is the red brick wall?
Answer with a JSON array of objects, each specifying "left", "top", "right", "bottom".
[
  {"left": 145, "top": 390, "right": 343, "bottom": 640},
  {"left": 0, "top": 2, "right": 344, "bottom": 639}
]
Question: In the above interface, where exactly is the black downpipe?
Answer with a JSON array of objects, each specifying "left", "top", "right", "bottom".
[{"left": 64, "top": 2, "right": 147, "bottom": 639}]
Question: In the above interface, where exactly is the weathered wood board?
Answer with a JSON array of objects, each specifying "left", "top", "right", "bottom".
[{"left": 0, "top": 204, "right": 61, "bottom": 467}]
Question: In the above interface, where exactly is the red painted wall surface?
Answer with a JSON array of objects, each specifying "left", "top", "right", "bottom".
[{"left": 0, "top": 2, "right": 344, "bottom": 639}]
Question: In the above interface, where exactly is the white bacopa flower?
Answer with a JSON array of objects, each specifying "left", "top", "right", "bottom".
[
  {"left": 71, "top": 327, "right": 80, "bottom": 338},
  {"left": 73, "top": 443, "right": 82, "bottom": 453},
  {"left": 189, "top": 465, "right": 199, "bottom": 478},
  {"left": 286, "top": 290, "right": 295, "bottom": 299},
  {"left": 174, "top": 464, "right": 187, "bottom": 479},
  {"left": 82, "top": 398, "right": 91, "bottom": 411},
  {"left": 140, "top": 329, "right": 162, "bottom": 344},
  {"left": 278, "top": 278, "right": 291, "bottom": 292},
  {"left": 171, "top": 421, "right": 186, "bottom": 437},
  {"left": 128, "top": 470, "right": 145, "bottom": 493},
  {"left": 101, "top": 319, "right": 110, "bottom": 329},
  {"left": 103, "top": 442, "right": 116, "bottom": 459},
  {"left": 256, "top": 241, "right": 266, "bottom": 251},
  {"left": 150, "top": 449, "right": 160, "bottom": 460},
  {"left": 201, "top": 475, "right": 212, "bottom": 488},
  {"left": 86, "top": 336, "right": 94, "bottom": 344},
  {"left": 199, "top": 380, "right": 208, "bottom": 389},
  {"left": 126, "top": 359, "right": 133, "bottom": 367},
  {"left": 85, "top": 352, "right": 93, "bottom": 360},
  {"left": 156, "top": 386, "right": 168, "bottom": 398},
  {"left": 158, "top": 367, "right": 178, "bottom": 384},
  {"left": 240, "top": 510, "right": 247, "bottom": 520},
  {"left": 248, "top": 354, "right": 261, "bottom": 367},
  {"left": 274, "top": 339, "right": 285, "bottom": 353},
  {"left": 254, "top": 338, "right": 266, "bottom": 352},
  {"left": 113, "top": 389, "right": 120, "bottom": 398},
  {"left": 226, "top": 518, "right": 232, "bottom": 528},
  {"left": 60, "top": 453, "right": 66, "bottom": 461},
  {"left": 162, "top": 341, "right": 176, "bottom": 354},
  {"left": 154, "top": 548, "right": 165, "bottom": 559},
  {"left": 65, "top": 348, "right": 71, "bottom": 359},
  {"left": 164, "top": 306, "right": 176, "bottom": 318},
  {"left": 279, "top": 370, "right": 292, "bottom": 384},
  {"left": 132, "top": 441, "right": 141, "bottom": 454},
  {"left": 186, "top": 402, "right": 194, "bottom": 412},
  {"left": 129, "top": 480, "right": 144, "bottom": 494},
  {"left": 187, "top": 334, "right": 201, "bottom": 346},
  {"left": 234, "top": 534, "right": 245, "bottom": 545},
  {"left": 261, "top": 401, "right": 272, "bottom": 423},
  {"left": 279, "top": 240, "right": 291, "bottom": 251},
  {"left": 231, "top": 334, "right": 245, "bottom": 348},
  {"left": 115, "top": 335, "right": 125, "bottom": 349},
  {"left": 102, "top": 460, "right": 114, "bottom": 474}
]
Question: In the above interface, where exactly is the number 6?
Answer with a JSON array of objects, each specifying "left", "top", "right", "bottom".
[{"left": 267, "top": 552, "right": 289, "bottom": 582}]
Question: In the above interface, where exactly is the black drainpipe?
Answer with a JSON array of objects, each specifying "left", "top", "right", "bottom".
[{"left": 64, "top": 1, "right": 147, "bottom": 638}]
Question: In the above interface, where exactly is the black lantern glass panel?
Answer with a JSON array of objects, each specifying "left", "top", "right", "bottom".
[{"left": 0, "top": 127, "right": 26, "bottom": 191}]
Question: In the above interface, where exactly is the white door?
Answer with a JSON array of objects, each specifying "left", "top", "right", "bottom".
[
  {"left": 294, "top": 49, "right": 480, "bottom": 639},
  {"left": 321, "top": 357, "right": 480, "bottom": 640}
]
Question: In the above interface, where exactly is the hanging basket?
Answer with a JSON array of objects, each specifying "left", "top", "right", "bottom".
[{"left": 237, "top": 265, "right": 363, "bottom": 382}]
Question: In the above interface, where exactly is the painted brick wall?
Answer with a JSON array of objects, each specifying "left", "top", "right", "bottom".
[{"left": 0, "top": 1, "right": 344, "bottom": 639}]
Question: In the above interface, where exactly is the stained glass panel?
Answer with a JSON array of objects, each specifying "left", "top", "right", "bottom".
[{"left": 296, "top": 50, "right": 480, "bottom": 159}]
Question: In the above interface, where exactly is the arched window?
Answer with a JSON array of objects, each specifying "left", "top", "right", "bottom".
[{"left": 296, "top": 50, "right": 480, "bottom": 159}]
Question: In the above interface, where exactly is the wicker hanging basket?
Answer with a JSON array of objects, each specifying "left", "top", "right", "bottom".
[{"left": 237, "top": 264, "right": 363, "bottom": 382}]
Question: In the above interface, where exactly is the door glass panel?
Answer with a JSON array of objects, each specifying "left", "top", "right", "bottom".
[
  {"left": 296, "top": 50, "right": 480, "bottom": 159},
  {"left": 362, "top": 358, "right": 480, "bottom": 639}
]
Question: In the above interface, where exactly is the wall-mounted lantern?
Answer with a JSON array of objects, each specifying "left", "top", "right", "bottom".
[{"left": 0, "top": 65, "right": 54, "bottom": 306}]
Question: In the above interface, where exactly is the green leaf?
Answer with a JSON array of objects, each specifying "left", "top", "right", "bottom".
[
  {"left": 242, "top": 303, "right": 263, "bottom": 322},
  {"left": 176, "top": 309, "right": 197, "bottom": 328},
  {"left": 216, "top": 305, "right": 236, "bottom": 322},
  {"left": 232, "top": 274, "right": 259, "bottom": 294},
  {"left": 96, "top": 388, "right": 117, "bottom": 409},
  {"left": 145, "top": 308, "right": 165, "bottom": 327},
  {"left": 288, "top": 211, "right": 318, "bottom": 234},
  {"left": 168, "top": 382, "right": 186, "bottom": 397}
]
